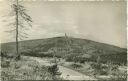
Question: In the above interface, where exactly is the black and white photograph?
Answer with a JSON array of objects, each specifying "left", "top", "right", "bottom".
[{"left": 0, "top": 0, "right": 127, "bottom": 80}]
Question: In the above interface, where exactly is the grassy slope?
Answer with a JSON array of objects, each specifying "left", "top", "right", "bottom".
[
  {"left": 1, "top": 36, "right": 126, "bottom": 52},
  {"left": 1, "top": 36, "right": 127, "bottom": 64}
]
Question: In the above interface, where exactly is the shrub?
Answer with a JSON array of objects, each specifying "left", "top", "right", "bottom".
[
  {"left": 1, "top": 60, "right": 10, "bottom": 68},
  {"left": 110, "top": 70, "right": 127, "bottom": 80},
  {"left": 90, "top": 63, "right": 109, "bottom": 75},
  {"left": 65, "top": 53, "right": 81, "bottom": 62},
  {"left": 48, "top": 64, "right": 62, "bottom": 80},
  {"left": 70, "top": 63, "right": 83, "bottom": 69}
]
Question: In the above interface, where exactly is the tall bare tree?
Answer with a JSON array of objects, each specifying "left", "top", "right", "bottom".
[{"left": 6, "top": 0, "right": 32, "bottom": 60}]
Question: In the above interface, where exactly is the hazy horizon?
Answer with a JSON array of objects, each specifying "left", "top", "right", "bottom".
[{"left": 0, "top": 0, "right": 127, "bottom": 48}]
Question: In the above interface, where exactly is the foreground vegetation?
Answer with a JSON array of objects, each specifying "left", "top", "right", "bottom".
[
  {"left": 1, "top": 52, "right": 127, "bottom": 80},
  {"left": 60, "top": 61, "right": 127, "bottom": 80},
  {"left": 1, "top": 56, "right": 62, "bottom": 80}
]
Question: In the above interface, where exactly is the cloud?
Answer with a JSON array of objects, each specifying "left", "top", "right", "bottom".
[{"left": 32, "top": 16, "right": 80, "bottom": 37}]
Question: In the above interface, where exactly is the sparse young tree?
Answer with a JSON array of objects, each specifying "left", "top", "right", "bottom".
[
  {"left": 64, "top": 33, "right": 71, "bottom": 50},
  {"left": 5, "top": 0, "right": 32, "bottom": 60}
]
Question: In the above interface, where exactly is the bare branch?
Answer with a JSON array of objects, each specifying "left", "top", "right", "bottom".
[
  {"left": 19, "top": 30, "right": 28, "bottom": 36},
  {"left": 7, "top": 22, "right": 16, "bottom": 27},
  {"left": 18, "top": 33, "right": 28, "bottom": 38},
  {"left": 19, "top": 36, "right": 24, "bottom": 41},
  {"left": 18, "top": 5, "right": 26, "bottom": 12},
  {"left": 5, "top": 29, "right": 16, "bottom": 33},
  {"left": 18, "top": 22, "right": 24, "bottom": 27},
  {"left": 21, "top": 32, "right": 28, "bottom": 36},
  {"left": 12, "top": 4, "right": 17, "bottom": 11},
  {"left": 19, "top": 10, "right": 32, "bottom": 22},
  {"left": 18, "top": 21, "right": 30, "bottom": 30},
  {"left": 28, "top": 22, "right": 32, "bottom": 28},
  {"left": 8, "top": 10, "right": 15, "bottom": 16}
]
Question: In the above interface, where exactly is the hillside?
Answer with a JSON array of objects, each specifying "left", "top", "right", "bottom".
[{"left": 1, "top": 36, "right": 127, "bottom": 64}]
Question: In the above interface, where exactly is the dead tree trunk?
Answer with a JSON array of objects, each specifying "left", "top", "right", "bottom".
[{"left": 15, "top": 0, "right": 20, "bottom": 60}]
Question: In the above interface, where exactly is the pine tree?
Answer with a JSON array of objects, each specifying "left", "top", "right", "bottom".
[{"left": 5, "top": 0, "right": 32, "bottom": 60}]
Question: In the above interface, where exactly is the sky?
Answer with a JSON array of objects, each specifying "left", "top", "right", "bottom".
[{"left": 0, "top": 0, "right": 127, "bottom": 48}]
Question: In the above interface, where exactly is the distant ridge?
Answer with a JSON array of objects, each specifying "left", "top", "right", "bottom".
[{"left": 1, "top": 36, "right": 126, "bottom": 53}]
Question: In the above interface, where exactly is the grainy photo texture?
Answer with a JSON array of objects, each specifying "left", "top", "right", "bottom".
[{"left": 0, "top": 0, "right": 127, "bottom": 80}]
